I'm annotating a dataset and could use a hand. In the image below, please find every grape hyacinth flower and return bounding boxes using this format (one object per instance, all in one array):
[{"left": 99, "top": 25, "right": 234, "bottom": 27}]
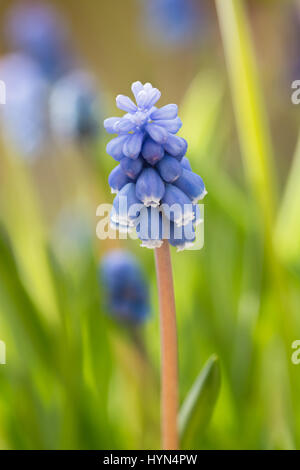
[
  {"left": 99, "top": 251, "right": 150, "bottom": 324},
  {"left": 4, "top": 1, "right": 73, "bottom": 81},
  {"left": 104, "top": 81, "right": 206, "bottom": 251},
  {"left": 104, "top": 81, "right": 207, "bottom": 450},
  {"left": 0, "top": 53, "right": 49, "bottom": 159},
  {"left": 49, "top": 70, "right": 101, "bottom": 143}
]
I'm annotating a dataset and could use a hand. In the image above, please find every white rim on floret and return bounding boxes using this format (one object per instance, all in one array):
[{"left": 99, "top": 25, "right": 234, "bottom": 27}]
[
  {"left": 174, "top": 211, "right": 195, "bottom": 227},
  {"left": 193, "top": 189, "right": 208, "bottom": 203},
  {"left": 143, "top": 197, "right": 161, "bottom": 208},
  {"left": 140, "top": 239, "right": 163, "bottom": 249}
]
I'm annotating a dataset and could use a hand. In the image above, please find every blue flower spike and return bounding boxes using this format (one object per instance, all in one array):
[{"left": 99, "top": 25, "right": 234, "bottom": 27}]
[{"left": 104, "top": 81, "right": 207, "bottom": 251}]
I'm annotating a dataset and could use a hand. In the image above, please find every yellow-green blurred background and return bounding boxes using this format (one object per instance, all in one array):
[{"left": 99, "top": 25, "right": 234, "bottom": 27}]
[{"left": 0, "top": 0, "right": 300, "bottom": 450}]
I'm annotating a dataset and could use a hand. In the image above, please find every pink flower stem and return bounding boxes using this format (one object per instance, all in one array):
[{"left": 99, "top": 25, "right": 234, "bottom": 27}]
[{"left": 154, "top": 241, "right": 179, "bottom": 450}]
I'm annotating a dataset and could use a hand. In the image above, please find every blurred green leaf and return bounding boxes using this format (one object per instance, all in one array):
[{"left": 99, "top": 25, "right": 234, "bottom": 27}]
[
  {"left": 0, "top": 144, "right": 60, "bottom": 326},
  {"left": 179, "top": 355, "right": 221, "bottom": 449},
  {"left": 0, "top": 224, "right": 53, "bottom": 365},
  {"left": 180, "top": 71, "right": 224, "bottom": 161},
  {"left": 204, "top": 166, "right": 253, "bottom": 233}
]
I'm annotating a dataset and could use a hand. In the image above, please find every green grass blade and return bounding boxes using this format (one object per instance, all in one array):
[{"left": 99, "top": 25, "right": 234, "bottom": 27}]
[
  {"left": 275, "top": 131, "right": 300, "bottom": 263},
  {"left": 215, "top": 0, "right": 277, "bottom": 237},
  {"left": 179, "top": 355, "right": 221, "bottom": 449}
]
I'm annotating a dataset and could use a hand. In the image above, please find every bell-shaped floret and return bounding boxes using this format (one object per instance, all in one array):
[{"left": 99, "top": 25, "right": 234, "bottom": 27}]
[
  {"left": 123, "top": 131, "right": 144, "bottom": 159},
  {"left": 120, "top": 156, "right": 144, "bottom": 180},
  {"left": 168, "top": 220, "right": 196, "bottom": 252},
  {"left": 161, "top": 184, "right": 194, "bottom": 227},
  {"left": 136, "top": 206, "right": 164, "bottom": 249},
  {"left": 111, "top": 182, "right": 142, "bottom": 226},
  {"left": 181, "top": 156, "right": 192, "bottom": 171},
  {"left": 150, "top": 104, "right": 178, "bottom": 121},
  {"left": 136, "top": 168, "right": 165, "bottom": 207},
  {"left": 106, "top": 135, "right": 128, "bottom": 161},
  {"left": 156, "top": 154, "right": 182, "bottom": 183},
  {"left": 108, "top": 164, "right": 130, "bottom": 193},
  {"left": 142, "top": 137, "right": 164, "bottom": 165},
  {"left": 164, "top": 134, "right": 187, "bottom": 159},
  {"left": 174, "top": 168, "right": 207, "bottom": 203}
]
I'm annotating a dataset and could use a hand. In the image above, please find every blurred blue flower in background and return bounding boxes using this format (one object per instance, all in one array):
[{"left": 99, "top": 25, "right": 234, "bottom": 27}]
[
  {"left": 141, "top": 0, "right": 204, "bottom": 47},
  {"left": 4, "top": 0, "right": 73, "bottom": 81},
  {"left": 99, "top": 251, "right": 150, "bottom": 324},
  {"left": 104, "top": 81, "right": 206, "bottom": 251},
  {"left": 49, "top": 70, "right": 101, "bottom": 143},
  {"left": 1, "top": 2, "right": 103, "bottom": 157},
  {"left": 0, "top": 53, "right": 49, "bottom": 159}
]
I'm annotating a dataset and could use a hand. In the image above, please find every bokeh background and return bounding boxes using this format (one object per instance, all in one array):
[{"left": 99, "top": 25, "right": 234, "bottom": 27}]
[{"left": 0, "top": 0, "right": 300, "bottom": 450}]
